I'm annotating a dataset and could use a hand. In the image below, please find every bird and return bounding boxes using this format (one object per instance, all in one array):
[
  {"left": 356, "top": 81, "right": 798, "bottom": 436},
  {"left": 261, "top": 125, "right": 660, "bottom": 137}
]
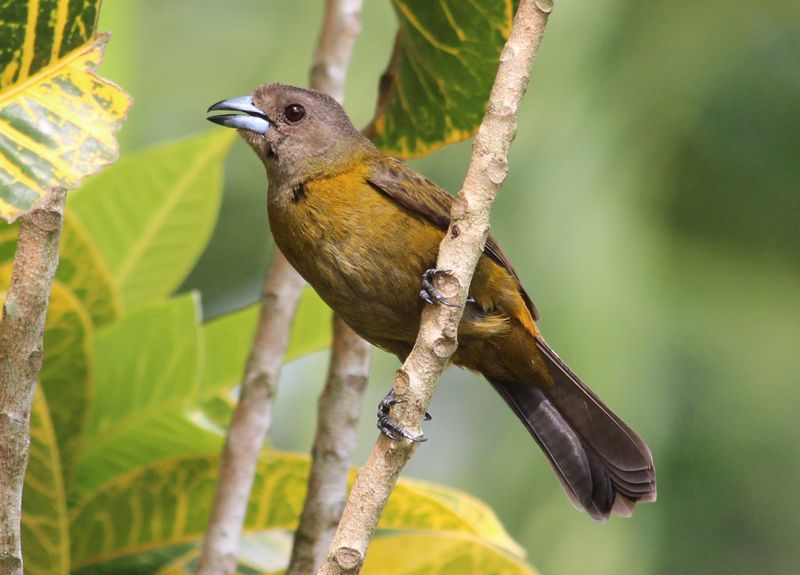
[{"left": 207, "top": 83, "right": 656, "bottom": 521}]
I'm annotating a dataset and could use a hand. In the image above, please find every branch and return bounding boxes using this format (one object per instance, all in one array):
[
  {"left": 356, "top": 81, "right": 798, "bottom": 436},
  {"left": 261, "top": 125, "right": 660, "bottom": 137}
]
[
  {"left": 317, "top": 1, "right": 554, "bottom": 573},
  {"left": 309, "top": 0, "right": 364, "bottom": 102},
  {"left": 0, "top": 188, "right": 66, "bottom": 575},
  {"left": 196, "top": 253, "right": 305, "bottom": 575},
  {"left": 287, "top": 2, "right": 370, "bottom": 574},
  {"left": 287, "top": 316, "right": 370, "bottom": 575}
]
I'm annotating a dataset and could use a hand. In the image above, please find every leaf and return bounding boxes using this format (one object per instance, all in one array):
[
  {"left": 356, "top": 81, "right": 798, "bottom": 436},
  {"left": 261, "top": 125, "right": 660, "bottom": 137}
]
[
  {"left": 364, "top": 0, "right": 517, "bottom": 157},
  {"left": 69, "top": 451, "right": 525, "bottom": 572},
  {"left": 362, "top": 533, "right": 537, "bottom": 575},
  {"left": 68, "top": 131, "right": 235, "bottom": 311},
  {"left": 0, "top": 0, "right": 130, "bottom": 221},
  {"left": 70, "top": 294, "right": 221, "bottom": 501},
  {"left": 143, "top": 533, "right": 290, "bottom": 575},
  {"left": 39, "top": 279, "right": 94, "bottom": 482},
  {"left": 384, "top": 477, "right": 525, "bottom": 557},
  {"left": 200, "top": 287, "right": 333, "bottom": 397},
  {"left": 56, "top": 214, "right": 121, "bottom": 326},
  {"left": 22, "top": 388, "right": 70, "bottom": 575},
  {"left": 0, "top": 262, "right": 93, "bottom": 484},
  {"left": 0, "top": 214, "right": 121, "bottom": 326}
]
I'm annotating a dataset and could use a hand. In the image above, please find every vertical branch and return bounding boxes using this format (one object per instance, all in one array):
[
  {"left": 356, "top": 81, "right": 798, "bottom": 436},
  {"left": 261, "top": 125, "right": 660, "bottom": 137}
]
[
  {"left": 287, "top": 317, "right": 370, "bottom": 575},
  {"left": 287, "top": 1, "right": 370, "bottom": 574},
  {"left": 197, "top": 253, "right": 305, "bottom": 575},
  {"left": 317, "top": 1, "right": 554, "bottom": 573},
  {"left": 0, "top": 188, "right": 66, "bottom": 575},
  {"left": 309, "top": 0, "right": 364, "bottom": 102}
]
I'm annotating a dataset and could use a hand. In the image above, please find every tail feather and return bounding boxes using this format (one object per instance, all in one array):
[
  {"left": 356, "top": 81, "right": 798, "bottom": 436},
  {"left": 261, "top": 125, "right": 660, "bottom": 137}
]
[{"left": 487, "top": 336, "right": 656, "bottom": 521}]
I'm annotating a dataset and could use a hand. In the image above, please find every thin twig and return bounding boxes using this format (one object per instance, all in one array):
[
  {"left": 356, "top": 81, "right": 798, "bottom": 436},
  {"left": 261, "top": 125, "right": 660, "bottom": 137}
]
[
  {"left": 309, "top": 0, "right": 364, "bottom": 102},
  {"left": 287, "top": 2, "right": 370, "bottom": 573},
  {"left": 288, "top": 316, "right": 370, "bottom": 575},
  {"left": 317, "top": 1, "right": 554, "bottom": 573},
  {"left": 196, "top": 253, "right": 305, "bottom": 575},
  {"left": 0, "top": 188, "right": 67, "bottom": 575}
]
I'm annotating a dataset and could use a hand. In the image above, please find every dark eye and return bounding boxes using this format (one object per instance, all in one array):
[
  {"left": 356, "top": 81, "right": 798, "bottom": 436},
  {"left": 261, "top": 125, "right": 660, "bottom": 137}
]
[{"left": 284, "top": 104, "right": 305, "bottom": 123}]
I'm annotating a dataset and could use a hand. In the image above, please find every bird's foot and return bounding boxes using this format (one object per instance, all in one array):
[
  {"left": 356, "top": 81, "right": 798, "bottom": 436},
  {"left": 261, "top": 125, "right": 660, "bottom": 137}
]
[
  {"left": 420, "top": 268, "right": 458, "bottom": 307},
  {"left": 377, "top": 389, "right": 431, "bottom": 443},
  {"left": 420, "top": 268, "right": 475, "bottom": 306}
]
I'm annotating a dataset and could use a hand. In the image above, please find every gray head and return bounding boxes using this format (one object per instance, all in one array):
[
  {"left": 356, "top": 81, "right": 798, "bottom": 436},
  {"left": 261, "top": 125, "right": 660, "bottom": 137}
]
[{"left": 207, "top": 83, "right": 374, "bottom": 185}]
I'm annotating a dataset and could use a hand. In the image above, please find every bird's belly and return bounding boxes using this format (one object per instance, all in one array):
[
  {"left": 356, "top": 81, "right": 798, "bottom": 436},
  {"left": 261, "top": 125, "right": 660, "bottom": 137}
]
[{"left": 268, "top": 186, "right": 444, "bottom": 350}]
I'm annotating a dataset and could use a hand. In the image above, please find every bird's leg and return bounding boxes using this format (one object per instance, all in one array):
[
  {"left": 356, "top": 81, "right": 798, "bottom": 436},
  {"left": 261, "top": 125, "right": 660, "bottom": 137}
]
[
  {"left": 420, "top": 268, "right": 475, "bottom": 306},
  {"left": 377, "top": 389, "right": 432, "bottom": 443}
]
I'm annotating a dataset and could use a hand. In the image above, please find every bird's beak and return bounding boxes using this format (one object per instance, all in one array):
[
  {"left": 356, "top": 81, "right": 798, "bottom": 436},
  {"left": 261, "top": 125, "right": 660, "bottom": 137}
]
[{"left": 207, "top": 96, "right": 271, "bottom": 134}]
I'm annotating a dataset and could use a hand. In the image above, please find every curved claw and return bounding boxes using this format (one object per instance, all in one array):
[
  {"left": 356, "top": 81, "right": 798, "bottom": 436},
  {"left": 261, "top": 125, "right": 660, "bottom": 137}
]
[
  {"left": 420, "top": 268, "right": 458, "bottom": 307},
  {"left": 376, "top": 389, "right": 430, "bottom": 443}
]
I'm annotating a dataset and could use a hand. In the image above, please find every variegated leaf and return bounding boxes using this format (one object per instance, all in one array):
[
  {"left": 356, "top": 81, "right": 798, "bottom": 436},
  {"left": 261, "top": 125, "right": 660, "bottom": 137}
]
[{"left": 0, "top": 0, "right": 130, "bottom": 221}]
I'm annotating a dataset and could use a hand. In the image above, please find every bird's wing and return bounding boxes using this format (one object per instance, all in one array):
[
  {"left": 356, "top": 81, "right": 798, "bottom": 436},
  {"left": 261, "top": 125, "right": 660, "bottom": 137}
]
[{"left": 366, "top": 157, "right": 540, "bottom": 320}]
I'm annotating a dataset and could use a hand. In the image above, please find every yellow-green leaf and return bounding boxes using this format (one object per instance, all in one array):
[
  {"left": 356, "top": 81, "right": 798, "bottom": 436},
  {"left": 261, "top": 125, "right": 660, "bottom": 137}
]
[
  {"left": 68, "top": 131, "right": 235, "bottom": 311},
  {"left": 22, "top": 388, "right": 69, "bottom": 575},
  {"left": 363, "top": 533, "right": 537, "bottom": 575},
  {"left": 57, "top": 214, "right": 121, "bottom": 326},
  {"left": 142, "top": 534, "right": 535, "bottom": 575},
  {"left": 384, "top": 477, "right": 525, "bottom": 557},
  {"left": 148, "top": 533, "right": 290, "bottom": 575},
  {"left": 69, "top": 451, "right": 525, "bottom": 572},
  {"left": 200, "top": 287, "right": 333, "bottom": 397},
  {"left": 0, "top": 0, "right": 130, "bottom": 221},
  {"left": 39, "top": 279, "right": 93, "bottom": 482},
  {"left": 365, "top": 0, "right": 517, "bottom": 157},
  {"left": 0, "top": 214, "right": 121, "bottom": 326},
  {"left": 70, "top": 294, "right": 221, "bottom": 501}
]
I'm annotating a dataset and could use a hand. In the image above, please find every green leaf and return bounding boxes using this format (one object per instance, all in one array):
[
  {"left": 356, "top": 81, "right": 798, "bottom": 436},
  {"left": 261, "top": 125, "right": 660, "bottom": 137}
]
[
  {"left": 70, "top": 294, "right": 220, "bottom": 501},
  {"left": 139, "top": 534, "right": 535, "bottom": 575},
  {"left": 0, "top": 214, "right": 121, "bottom": 326},
  {"left": 68, "top": 131, "right": 235, "bottom": 311},
  {"left": 362, "top": 533, "right": 537, "bottom": 575},
  {"left": 22, "top": 388, "right": 69, "bottom": 575},
  {"left": 364, "top": 0, "right": 516, "bottom": 157},
  {"left": 0, "top": 0, "right": 130, "bottom": 221},
  {"left": 57, "top": 214, "right": 121, "bottom": 326},
  {"left": 0, "top": 220, "right": 18, "bottom": 260},
  {"left": 39, "top": 280, "right": 94, "bottom": 482},
  {"left": 385, "top": 477, "right": 525, "bottom": 557},
  {"left": 69, "top": 451, "right": 526, "bottom": 572},
  {"left": 200, "top": 287, "right": 333, "bottom": 397}
]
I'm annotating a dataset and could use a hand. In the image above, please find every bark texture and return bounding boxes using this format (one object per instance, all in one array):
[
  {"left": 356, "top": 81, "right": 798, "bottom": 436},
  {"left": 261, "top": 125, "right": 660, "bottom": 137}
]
[
  {"left": 287, "top": 316, "right": 370, "bottom": 575},
  {"left": 317, "top": 1, "right": 554, "bottom": 573},
  {"left": 196, "top": 253, "right": 305, "bottom": 575},
  {"left": 0, "top": 189, "right": 66, "bottom": 575}
]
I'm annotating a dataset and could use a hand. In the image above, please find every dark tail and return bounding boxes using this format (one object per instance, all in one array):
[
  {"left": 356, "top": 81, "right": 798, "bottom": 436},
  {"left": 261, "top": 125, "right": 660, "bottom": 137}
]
[{"left": 487, "top": 336, "right": 656, "bottom": 521}]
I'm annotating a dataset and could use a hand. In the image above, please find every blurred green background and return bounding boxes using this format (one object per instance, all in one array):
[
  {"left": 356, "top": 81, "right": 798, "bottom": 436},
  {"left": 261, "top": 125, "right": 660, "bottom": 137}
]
[{"left": 98, "top": 1, "right": 800, "bottom": 574}]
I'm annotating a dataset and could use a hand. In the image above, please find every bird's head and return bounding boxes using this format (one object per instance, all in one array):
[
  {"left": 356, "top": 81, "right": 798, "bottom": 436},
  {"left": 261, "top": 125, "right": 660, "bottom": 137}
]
[{"left": 207, "top": 83, "right": 372, "bottom": 186}]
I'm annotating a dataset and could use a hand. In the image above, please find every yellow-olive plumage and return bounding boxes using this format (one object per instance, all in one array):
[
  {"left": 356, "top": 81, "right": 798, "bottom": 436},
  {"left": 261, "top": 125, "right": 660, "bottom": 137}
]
[{"left": 208, "top": 83, "right": 656, "bottom": 521}]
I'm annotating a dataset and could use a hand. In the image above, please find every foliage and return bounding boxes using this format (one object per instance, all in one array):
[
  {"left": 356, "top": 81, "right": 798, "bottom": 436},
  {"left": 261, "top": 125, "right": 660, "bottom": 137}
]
[
  {"left": 0, "top": 129, "right": 537, "bottom": 573},
  {"left": 0, "top": 0, "right": 130, "bottom": 222},
  {"left": 365, "top": 0, "right": 519, "bottom": 157},
  {"left": 0, "top": 0, "right": 552, "bottom": 572}
]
